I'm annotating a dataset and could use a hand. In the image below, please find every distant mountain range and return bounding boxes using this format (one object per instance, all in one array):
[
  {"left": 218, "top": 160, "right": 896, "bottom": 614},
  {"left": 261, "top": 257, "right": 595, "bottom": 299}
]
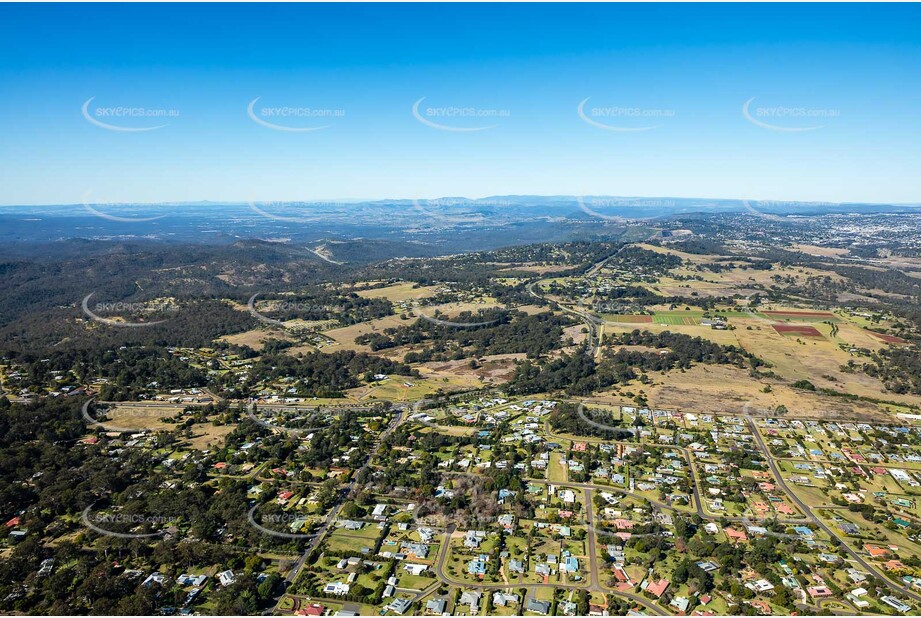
[{"left": 1, "top": 196, "right": 918, "bottom": 249}]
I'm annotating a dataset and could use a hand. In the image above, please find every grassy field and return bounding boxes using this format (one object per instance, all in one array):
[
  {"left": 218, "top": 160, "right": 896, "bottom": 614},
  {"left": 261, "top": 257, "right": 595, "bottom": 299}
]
[
  {"left": 762, "top": 309, "right": 840, "bottom": 323},
  {"left": 187, "top": 423, "right": 237, "bottom": 450},
  {"left": 219, "top": 327, "right": 295, "bottom": 350},
  {"left": 348, "top": 370, "right": 482, "bottom": 403},
  {"left": 598, "top": 306, "right": 921, "bottom": 418},
  {"left": 653, "top": 314, "right": 698, "bottom": 326},
  {"left": 325, "top": 529, "right": 381, "bottom": 554},
  {"left": 496, "top": 263, "right": 574, "bottom": 274},
  {"left": 632, "top": 243, "right": 848, "bottom": 299},
  {"left": 354, "top": 282, "right": 439, "bottom": 302},
  {"left": 548, "top": 452, "right": 568, "bottom": 483},
  {"left": 602, "top": 314, "right": 652, "bottom": 324},
  {"left": 320, "top": 314, "right": 412, "bottom": 351},
  {"left": 105, "top": 405, "right": 181, "bottom": 428}
]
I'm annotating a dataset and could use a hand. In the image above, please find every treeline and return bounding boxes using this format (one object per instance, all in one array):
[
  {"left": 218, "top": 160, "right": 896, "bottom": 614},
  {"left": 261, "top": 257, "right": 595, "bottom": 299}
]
[
  {"left": 244, "top": 351, "right": 417, "bottom": 398},
  {"left": 863, "top": 345, "right": 921, "bottom": 395},
  {"left": 605, "top": 330, "right": 765, "bottom": 370},
  {"left": 0, "top": 393, "right": 324, "bottom": 614},
  {"left": 357, "top": 241, "right": 622, "bottom": 286},
  {"left": 611, "top": 246, "right": 683, "bottom": 271},
  {"left": 653, "top": 238, "right": 727, "bottom": 256},
  {"left": 1, "top": 298, "right": 257, "bottom": 356},
  {"left": 250, "top": 291, "right": 392, "bottom": 325},
  {"left": 16, "top": 346, "right": 208, "bottom": 401},
  {"left": 356, "top": 311, "right": 574, "bottom": 360},
  {"left": 548, "top": 402, "right": 634, "bottom": 439},
  {"left": 0, "top": 239, "right": 341, "bottom": 330},
  {"left": 508, "top": 330, "right": 764, "bottom": 396}
]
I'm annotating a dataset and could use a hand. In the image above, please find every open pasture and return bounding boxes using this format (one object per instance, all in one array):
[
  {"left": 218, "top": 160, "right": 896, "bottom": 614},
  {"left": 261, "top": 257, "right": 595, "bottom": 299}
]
[
  {"left": 763, "top": 309, "right": 839, "bottom": 322},
  {"left": 653, "top": 314, "right": 698, "bottom": 326},
  {"left": 354, "top": 282, "right": 439, "bottom": 302},
  {"left": 603, "top": 314, "right": 653, "bottom": 324}
]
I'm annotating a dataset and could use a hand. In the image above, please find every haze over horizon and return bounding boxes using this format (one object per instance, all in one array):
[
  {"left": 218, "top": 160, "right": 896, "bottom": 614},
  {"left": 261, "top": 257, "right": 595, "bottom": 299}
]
[
  {"left": 3, "top": 193, "right": 921, "bottom": 209},
  {"left": 1, "top": 3, "right": 920, "bottom": 205}
]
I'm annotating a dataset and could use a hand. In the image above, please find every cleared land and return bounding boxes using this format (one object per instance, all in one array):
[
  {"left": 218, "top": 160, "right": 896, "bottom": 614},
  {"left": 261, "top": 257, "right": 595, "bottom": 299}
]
[
  {"left": 353, "top": 282, "right": 438, "bottom": 302},
  {"left": 772, "top": 324, "right": 824, "bottom": 338},
  {"left": 763, "top": 310, "right": 839, "bottom": 322},
  {"left": 603, "top": 314, "right": 653, "bottom": 324}
]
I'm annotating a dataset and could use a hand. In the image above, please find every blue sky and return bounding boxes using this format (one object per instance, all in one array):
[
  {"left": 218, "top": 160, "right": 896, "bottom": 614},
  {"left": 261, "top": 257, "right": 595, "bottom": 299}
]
[{"left": 1, "top": 3, "right": 919, "bottom": 205}]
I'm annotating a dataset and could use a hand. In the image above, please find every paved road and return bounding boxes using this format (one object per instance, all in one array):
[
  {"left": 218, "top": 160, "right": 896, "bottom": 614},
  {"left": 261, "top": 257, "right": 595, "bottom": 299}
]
[
  {"left": 430, "top": 522, "right": 666, "bottom": 616},
  {"left": 526, "top": 245, "right": 632, "bottom": 358},
  {"left": 527, "top": 282, "right": 602, "bottom": 357},
  {"left": 524, "top": 477, "right": 807, "bottom": 529},
  {"left": 746, "top": 415, "right": 921, "bottom": 606},
  {"left": 270, "top": 408, "right": 404, "bottom": 613},
  {"left": 583, "top": 488, "right": 602, "bottom": 591}
]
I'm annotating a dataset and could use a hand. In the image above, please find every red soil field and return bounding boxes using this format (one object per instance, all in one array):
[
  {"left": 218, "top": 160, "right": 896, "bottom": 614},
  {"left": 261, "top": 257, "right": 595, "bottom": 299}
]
[
  {"left": 869, "top": 331, "right": 907, "bottom": 344},
  {"left": 773, "top": 324, "right": 823, "bottom": 338},
  {"left": 611, "top": 315, "right": 653, "bottom": 323}
]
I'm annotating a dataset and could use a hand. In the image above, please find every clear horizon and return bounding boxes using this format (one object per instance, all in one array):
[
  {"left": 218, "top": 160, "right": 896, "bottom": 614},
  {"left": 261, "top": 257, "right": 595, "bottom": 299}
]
[
  {"left": 1, "top": 3, "right": 920, "bottom": 205},
  {"left": 2, "top": 193, "right": 921, "bottom": 209}
]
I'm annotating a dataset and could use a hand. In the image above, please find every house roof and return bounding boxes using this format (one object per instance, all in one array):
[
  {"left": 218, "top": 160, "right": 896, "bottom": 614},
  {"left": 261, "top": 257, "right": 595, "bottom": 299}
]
[
  {"left": 646, "top": 579, "right": 670, "bottom": 597},
  {"left": 865, "top": 544, "right": 891, "bottom": 557}
]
